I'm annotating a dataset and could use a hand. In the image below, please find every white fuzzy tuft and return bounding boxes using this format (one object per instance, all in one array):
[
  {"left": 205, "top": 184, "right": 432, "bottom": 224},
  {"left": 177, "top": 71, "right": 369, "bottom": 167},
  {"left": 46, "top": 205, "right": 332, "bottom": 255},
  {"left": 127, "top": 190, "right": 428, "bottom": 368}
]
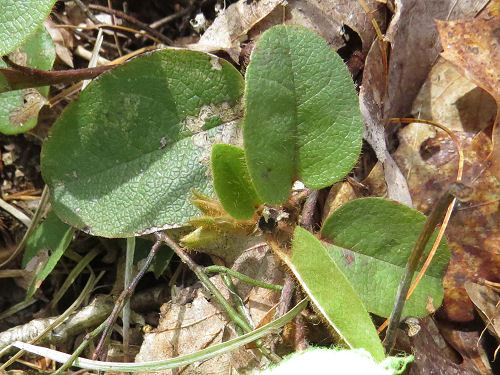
[{"left": 255, "top": 348, "right": 407, "bottom": 375}]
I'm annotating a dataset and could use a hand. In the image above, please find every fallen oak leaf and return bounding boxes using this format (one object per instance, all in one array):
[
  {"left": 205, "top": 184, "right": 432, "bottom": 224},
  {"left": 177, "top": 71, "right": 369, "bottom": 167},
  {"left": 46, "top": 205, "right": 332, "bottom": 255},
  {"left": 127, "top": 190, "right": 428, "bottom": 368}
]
[
  {"left": 360, "top": 0, "right": 489, "bottom": 206},
  {"left": 435, "top": 3, "right": 500, "bottom": 180}
]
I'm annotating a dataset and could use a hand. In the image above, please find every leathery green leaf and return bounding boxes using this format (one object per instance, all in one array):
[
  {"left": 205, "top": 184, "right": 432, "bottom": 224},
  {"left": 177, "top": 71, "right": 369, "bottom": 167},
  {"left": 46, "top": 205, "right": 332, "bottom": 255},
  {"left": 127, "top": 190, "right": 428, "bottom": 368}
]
[
  {"left": 0, "top": 26, "right": 55, "bottom": 134},
  {"left": 244, "top": 25, "right": 363, "bottom": 204},
  {"left": 211, "top": 144, "right": 260, "bottom": 220},
  {"left": 321, "top": 198, "right": 450, "bottom": 318},
  {"left": 41, "top": 49, "right": 244, "bottom": 237},
  {"left": 283, "top": 226, "right": 384, "bottom": 362},
  {"left": 0, "top": 0, "right": 56, "bottom": 56}
]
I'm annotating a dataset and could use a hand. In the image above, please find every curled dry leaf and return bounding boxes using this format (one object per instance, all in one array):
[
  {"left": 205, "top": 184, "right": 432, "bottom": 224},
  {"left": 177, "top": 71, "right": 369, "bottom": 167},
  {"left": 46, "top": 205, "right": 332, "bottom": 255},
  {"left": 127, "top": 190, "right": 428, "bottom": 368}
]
[
  {"left": 439, "top": 323, "right": 494, "bottom": 375},
  {"left": 360, "top": 38, "right": 413, "bottom": 206},
  {"left": 360, "top": 0, "right": 488, "bottom": 206},
  {"left": 249, "top": 0, "right": 386, "bottom": 56},
  {"left": 190, "top": 0, "right": 386, "bottom": 66},
  {"left": 408, "top": 317, "right": 489, "bottom": 375},
  {"left": 189, "top": 0, "right": 285, "bottom": 62},
  {"left": 464, "top": 282, "right": 500, "bottom": 342},
  {"left": 389, "top": 58, "right": 500, "bottom": 322},
  {"left": 436, "top": 3, "right": 500, "bottom": 181},
  {"left": 43, "top": 20, "right": 74, "bottom": 68}
]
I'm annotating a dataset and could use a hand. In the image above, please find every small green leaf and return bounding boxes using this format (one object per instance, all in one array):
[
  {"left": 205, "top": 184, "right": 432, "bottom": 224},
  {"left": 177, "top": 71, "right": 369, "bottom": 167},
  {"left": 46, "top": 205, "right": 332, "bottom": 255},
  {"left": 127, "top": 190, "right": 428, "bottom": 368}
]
[
  {"left": 282, "top": 226, "right": 384, "bottom": 362},
  {"left": 321, "top": 198, "right": 450, "bottom": 318},
  {"left": 244, "top": 25, "right": 363, "bottom": 204},
  {"left": 0, "top": 26, "right": 55, "bottom": 134},
  {"left": 41, "top": 49, "right": 244, "bottom": 237},
  {"left": 0, "top": 0, "right": 56, "bottom": 56},
  {"left": 24, "top": 211, "right": 75, "bottom": 299},
  {"left": 211, "top": 144, "right": 260, "bottom": 220}
]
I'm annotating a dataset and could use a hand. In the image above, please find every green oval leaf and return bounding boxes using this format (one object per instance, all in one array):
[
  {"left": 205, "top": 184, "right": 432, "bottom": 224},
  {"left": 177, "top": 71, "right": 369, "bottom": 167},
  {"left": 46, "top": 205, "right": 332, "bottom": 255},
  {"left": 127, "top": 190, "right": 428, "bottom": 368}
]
[
  {"left": 0, "top": 0, "right": 56, "bottom": 56},
  {"left": 0, "top": 26, "right": 55, "bottom": 134},
  {"left": 41, "top": 49, "right": 244, "bottom": 237},
  {"left": 321, "top": 198, "right": 450, "bottom": 318},
  {"left": 244, "top": 25, "right": 363, "bottom": 204},
  {"left": 211, "top": 144, "right": 260, "bottom": 220},
  {"left": 281, "top": 226, "right": 384, "bottom": 362}
]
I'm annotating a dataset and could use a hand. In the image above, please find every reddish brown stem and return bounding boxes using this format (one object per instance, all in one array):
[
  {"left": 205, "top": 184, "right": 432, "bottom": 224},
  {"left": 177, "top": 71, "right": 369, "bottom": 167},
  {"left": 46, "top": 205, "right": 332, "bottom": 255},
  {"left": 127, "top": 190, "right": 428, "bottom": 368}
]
[{"left": 1, "top": 57, "right": 116, "bottom": 91}]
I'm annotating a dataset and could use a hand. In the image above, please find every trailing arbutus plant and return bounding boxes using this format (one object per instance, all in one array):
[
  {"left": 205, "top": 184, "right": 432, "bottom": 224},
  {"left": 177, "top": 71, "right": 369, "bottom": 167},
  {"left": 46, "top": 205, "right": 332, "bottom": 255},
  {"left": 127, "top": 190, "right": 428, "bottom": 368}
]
[{"left": 6, "top": 18, "right": 471, "bottom": 372}]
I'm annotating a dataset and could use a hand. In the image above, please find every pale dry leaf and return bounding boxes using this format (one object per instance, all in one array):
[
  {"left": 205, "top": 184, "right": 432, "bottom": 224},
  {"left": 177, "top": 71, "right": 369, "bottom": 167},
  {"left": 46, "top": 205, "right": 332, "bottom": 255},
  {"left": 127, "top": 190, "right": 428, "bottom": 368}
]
[
  {"left": 360, "top": 38, "right": 413, "bottom": 206},
  {"left": 189, "top": 0, "right": 285, "bottom": 62},
  {"left": 322, "top": 181, "right": 359, "bottom": 222},
  {"left": 44, "top": 20, "right": 74, "bottom": 68},
  {"left": 135, "top": 245, "right": 284, "bottom": 374},
  {"left": 411, "top": 59, "right": 496, "bottom": 133}
]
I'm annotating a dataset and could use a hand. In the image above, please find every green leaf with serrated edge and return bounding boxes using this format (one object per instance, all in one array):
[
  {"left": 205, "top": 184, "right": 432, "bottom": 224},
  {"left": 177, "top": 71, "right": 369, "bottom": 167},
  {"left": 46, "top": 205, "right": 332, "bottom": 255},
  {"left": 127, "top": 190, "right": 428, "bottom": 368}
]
[
  {"left": 0, "top": 26, "right": 55, "bottom": 134},
  {"left": 282, "top": 226, "right": 384, "bottom": 362},
  {"left": 24, "top": 211, "right": 75, "bottom": 299},
  {"left": 212, "top": 144, "right": 260, "bottom": 220},
  {"left": 0, "top": 0, "right": 56, "bottom": 56},
  {"left": 41, "top": 49, "right": 244, "bottom": 238},
  {"left": 244, "top": 26, "right": 363, "bottom": 204},
  {"left": 321, "top": 197, "right": 450, "bottom": 319}
]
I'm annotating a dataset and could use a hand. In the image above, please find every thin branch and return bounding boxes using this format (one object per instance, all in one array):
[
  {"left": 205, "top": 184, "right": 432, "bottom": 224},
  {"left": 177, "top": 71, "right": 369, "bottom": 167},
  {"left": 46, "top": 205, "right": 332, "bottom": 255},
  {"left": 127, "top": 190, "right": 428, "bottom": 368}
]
[
  {"left": 88, "top": 4, "right": 173, "bottom": 45},
  {"left": 383, "top": 182, "right": 473, "bottom": 353},
  {"left": 149, "top": 8, "right": 191, "bottom": 29},
  {"left": 155, "top": 232, "right": 251, "bottom": 333},
  {"left": 93, "top": 239, "right": 162, "bottom": 360},
  {"left": 299, "top": 188, "right": 319, "bottom": 232},
  {"left": 72, "top": 0, "right": 101, "bottom": 26},
  {"left": 154, "top": 232, "right": 281, "bottom": 362},
  {"left": 0, "top": 198, "right": 31, "bottom": 227},
  {"left": 107, "top": 0, "right": 123, "bottom": 56}
]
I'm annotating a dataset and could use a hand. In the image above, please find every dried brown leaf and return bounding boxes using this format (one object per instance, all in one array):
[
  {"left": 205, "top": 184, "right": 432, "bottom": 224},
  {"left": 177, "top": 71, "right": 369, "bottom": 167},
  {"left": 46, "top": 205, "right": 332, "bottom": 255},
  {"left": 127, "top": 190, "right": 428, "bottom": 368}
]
[
  {"left": 465, "top": 282, "right": 500, "bottom": 341},
  {"left": 391, "top": 57, "right": 500, "bottom": 322},
  {"left": 135, "top": 244, "right": 284, "bottom": 374},
  {"left": 43, "top": 20, "right": 74, "bottom": 68},
  {"left": 408, "top": 317, "right": 489, "bottom": 375},
  {"left": 360, "top": 0, "right": 489, "bottom": 206},
  {"left": 436, "top": 3, "right": 500, "bottom": 181}
]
